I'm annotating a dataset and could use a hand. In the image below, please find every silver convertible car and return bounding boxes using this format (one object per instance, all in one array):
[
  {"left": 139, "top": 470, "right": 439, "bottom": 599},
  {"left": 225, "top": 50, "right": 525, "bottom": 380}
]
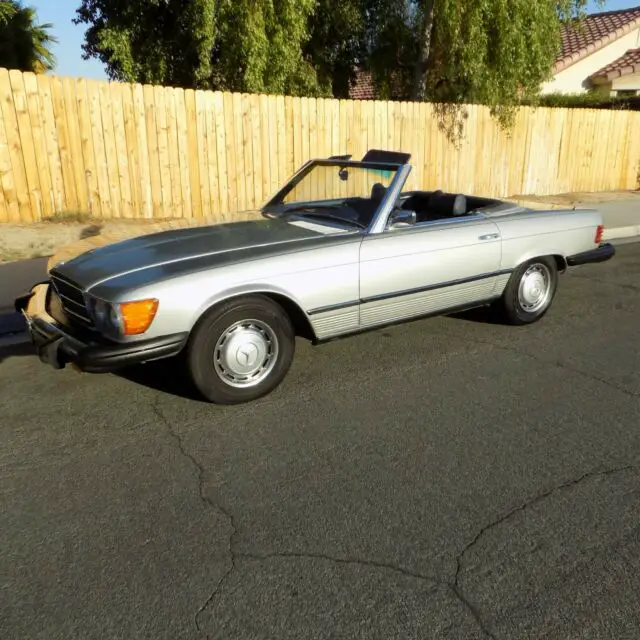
[{"left": 16, "top": 149, "right": 615, "bottom": 404}]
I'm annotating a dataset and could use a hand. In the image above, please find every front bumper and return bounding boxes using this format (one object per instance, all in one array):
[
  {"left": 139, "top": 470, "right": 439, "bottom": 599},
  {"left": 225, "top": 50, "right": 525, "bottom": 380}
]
[
  {"left": 15, "top": 285, "right": 188, "bottom": 373},
  {"left": 566, "top": 242, "right": 615, "bottom": 267}
]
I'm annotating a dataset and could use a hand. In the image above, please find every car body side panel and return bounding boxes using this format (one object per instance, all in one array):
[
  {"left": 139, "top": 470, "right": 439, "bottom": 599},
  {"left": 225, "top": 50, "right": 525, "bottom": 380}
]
[
  {"left": 358, "top": 217, "right": 504, "bottom": 328},
  {"left": 100, "top": 239, "right": 363, "bottom": 342},
  {"left": 494, "top": 208, "right": 602, "bottom": 276}
]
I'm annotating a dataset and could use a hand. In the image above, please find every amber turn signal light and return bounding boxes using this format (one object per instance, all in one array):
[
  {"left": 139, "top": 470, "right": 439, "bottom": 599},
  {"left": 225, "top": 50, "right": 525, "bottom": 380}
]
[{"left": 119, "top": 298, "right": 159, "bottom": 335}]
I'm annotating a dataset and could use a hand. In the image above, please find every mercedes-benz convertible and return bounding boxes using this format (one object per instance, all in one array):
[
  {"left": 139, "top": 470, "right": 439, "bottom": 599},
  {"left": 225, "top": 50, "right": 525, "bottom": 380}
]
[{"left": 16, "top": 149, "right": 615, "bottom": 404}]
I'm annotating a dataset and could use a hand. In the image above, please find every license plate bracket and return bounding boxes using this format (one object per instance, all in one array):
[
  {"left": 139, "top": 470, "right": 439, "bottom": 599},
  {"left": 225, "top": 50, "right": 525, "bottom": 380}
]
[{"left": 37, "top": 336, "right": 66, "bottom": 369}]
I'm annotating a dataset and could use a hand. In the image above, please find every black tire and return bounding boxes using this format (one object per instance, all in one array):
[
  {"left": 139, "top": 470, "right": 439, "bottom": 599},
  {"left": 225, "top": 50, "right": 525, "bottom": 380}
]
[
  {"left": 497, "top": 256, "right": 558, "bottom": 325},
  {"left": 185, "top": 295, "right": 295, "bottom": 404}
]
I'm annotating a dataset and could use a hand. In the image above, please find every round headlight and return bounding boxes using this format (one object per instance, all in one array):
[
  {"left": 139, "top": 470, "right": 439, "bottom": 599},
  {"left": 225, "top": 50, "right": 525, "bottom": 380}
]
[
  {"left": 89, "top": 298, "right": 122, "bottom": 334},
  {"left": 108, "top": 304, "right": 122, "bottom": 332}
]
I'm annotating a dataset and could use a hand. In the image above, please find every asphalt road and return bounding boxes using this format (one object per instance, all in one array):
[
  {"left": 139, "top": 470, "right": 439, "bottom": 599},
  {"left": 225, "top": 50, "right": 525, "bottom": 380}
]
[
  {"left": 0, "top": 257, "right": 49, "bottom": 336},
  {"left": 2, "top": 244, "right": 639, "bottom": 640}
]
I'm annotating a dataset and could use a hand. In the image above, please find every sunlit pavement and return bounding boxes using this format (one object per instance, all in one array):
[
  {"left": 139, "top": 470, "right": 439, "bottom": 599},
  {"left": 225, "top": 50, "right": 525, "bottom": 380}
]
[{"left": 1, "top": 244, "right": 639, "bottom": 639}]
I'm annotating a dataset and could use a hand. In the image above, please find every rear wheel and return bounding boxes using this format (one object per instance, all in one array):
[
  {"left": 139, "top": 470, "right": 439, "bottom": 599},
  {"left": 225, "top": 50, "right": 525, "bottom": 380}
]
[
  {"left": 497, "top": 257, "right": 558, "bottom": 325},
  {"left": 185, "top": 295, "right": 295, "bottom": 404}
]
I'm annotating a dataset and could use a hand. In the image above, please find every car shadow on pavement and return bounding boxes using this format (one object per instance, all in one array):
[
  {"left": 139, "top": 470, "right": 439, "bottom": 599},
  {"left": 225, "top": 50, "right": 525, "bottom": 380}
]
[
  {"left": 115, "top": 358, "right": 207, "bottom": 402},
  {"left": 446, "top": 304, "right": 504, "bottom": 325}
]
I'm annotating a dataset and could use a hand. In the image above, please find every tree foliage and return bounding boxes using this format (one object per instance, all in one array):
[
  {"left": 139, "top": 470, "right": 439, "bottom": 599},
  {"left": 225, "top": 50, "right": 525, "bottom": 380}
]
[
  {"left": 364, "top": 0, "right": 607, "bottom": 125},
  {"left": 75, "top": 0, "right": 328, "bottom": 96},
  {"left": 0, "top": 0, "right": 57, "bottom": 73},
  {"left": 75, "top": 0, "right": 610, "bottom": 125}
]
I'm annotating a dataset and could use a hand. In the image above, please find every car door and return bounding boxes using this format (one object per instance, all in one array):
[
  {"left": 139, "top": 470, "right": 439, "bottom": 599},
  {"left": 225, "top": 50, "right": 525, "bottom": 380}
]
[{"left": 358, "top": 215, "right": 505, "bottom": 328}]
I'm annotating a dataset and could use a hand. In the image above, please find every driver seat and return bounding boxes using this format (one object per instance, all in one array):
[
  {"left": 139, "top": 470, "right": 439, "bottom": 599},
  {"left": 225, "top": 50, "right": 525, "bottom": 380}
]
[{"left": 371, "top": 182, "right": 387, "bottom": 203}]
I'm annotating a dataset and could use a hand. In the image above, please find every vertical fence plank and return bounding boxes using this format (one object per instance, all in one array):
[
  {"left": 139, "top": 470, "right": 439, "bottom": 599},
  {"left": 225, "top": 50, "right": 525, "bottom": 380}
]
[
  {"left": 131, "top": 84, "right": 152, "bottom": 218},
  {"left": 99, "top": 81, "right": 121, "bottom": 216},
  {"left": 36, "top": 75, "right": 65, "bottom": 215},
  {"left": 260, "top": 94, "right": 271, "bottom": 204},
  {"left": 223, "top": 91, "right": 238, "bottom": 213},
  {"left": 87, "top": 80, "right": 110, "bottom": 217},
  {"left": 234, "top": 92, "right": 247, "bottom": 212},
  {"left": 204, "top": 90, "right": 220, "bottom": 217},
  {"left": 49, "top": 76, "right": 77, "bottom": 215},
  {"left": 110, "top": 82, "right": 134, "bottom": 217},
  {"left": 165, "top": 87, "right": 183, "bottom": 217},
  {"left": 154, "top": 85, "right": 172, "bottom": 217},
  {"left": 195, "top": 90, "right": 212, "bottom": 217},
  {"left": 142, "top": 85, "right": 161, "bottom": 218},
  {"left": 23, "top": 72, "right": 53, "bottom": 219},
  {"left": 121, "top": 82, "right": 141, "bottom": 217},
  {"left": 248, "top": 93, "right": 261, "bottom": 208},
  {"left": 9, "top": 70, "right": 41, "bottom": 220},
  {"left": 174, "top": 88, "right": 192, "bottom": 219},
  {"left": 75, "top": 78, "right": 100, "bottom": 217},
  {"left": 184, "top": 89, "right": 202, "bottom": 219},
  {"left": 0, "top": 96, "right": 15, "bottom": 221},
  {"left": 212, "top": 91, "right": 228, "bottom": 217},
  {"left": 272, "top": 96, "right": 284, "bottom": 189},
  {"left": 61, "top": 76, "right": 89, "bottom": 214}
]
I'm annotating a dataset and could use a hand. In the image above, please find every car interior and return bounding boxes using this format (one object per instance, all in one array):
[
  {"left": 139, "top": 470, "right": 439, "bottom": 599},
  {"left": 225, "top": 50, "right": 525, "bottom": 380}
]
[
  {"left": 342, "top": 183, "right": 502, "bottom": 227},
  {"left": 397, "top": 189, "right": 501, "bottom": 222}
]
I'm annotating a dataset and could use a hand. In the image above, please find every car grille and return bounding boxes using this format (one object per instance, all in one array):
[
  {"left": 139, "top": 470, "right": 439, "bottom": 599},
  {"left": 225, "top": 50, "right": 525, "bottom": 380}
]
[{"left": 48, "top": 273, "right": 94, "bottom": 328}]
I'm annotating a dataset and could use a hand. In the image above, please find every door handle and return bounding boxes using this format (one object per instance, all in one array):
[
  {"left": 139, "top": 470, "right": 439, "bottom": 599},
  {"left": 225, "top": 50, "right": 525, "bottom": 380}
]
[{"left": 478, "top": 233, "right": 500, "bottom": 240}]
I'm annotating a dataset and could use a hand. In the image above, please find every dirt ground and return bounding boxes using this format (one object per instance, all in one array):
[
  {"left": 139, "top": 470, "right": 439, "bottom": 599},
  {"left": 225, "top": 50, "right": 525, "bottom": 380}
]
[
  {"left": 1, "top": 190, "right": 637, "bottom": 264},
  {"left": 509, "top": 189, "right": 640, "bottom": 206}
]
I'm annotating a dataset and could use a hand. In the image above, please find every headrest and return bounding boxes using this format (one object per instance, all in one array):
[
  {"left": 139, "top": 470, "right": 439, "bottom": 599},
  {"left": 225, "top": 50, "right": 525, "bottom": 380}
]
[
  {"left": 429, "top": 192, "right": 467, "bottom": 217},
  {"left": 371, "top": 182, "right": 387, "bottom": 202}
]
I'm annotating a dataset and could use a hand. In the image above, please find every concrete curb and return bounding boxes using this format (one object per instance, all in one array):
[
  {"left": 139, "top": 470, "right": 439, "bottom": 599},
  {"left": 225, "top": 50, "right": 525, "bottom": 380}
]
[{"left": 603, "top": 225, "right": 640, "bottom": 241}]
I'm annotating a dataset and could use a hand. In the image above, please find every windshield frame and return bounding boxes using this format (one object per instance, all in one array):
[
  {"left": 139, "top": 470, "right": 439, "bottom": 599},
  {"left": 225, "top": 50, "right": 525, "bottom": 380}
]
[{"left": 262, "top": 159, "right": 412, "bottom": 234}]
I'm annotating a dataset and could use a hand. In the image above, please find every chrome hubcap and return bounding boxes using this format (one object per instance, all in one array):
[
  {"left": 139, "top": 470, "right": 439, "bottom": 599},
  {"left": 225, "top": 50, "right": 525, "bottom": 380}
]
[
  {"left": 214, "top": 319, "right": 279, "bottom": 388},
  {"left": 518, "top": 263, "right": 552, "bottom": 313}
]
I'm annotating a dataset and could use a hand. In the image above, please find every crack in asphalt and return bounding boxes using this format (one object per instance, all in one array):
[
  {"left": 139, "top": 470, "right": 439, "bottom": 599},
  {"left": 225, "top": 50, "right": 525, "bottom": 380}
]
[
  {"left": 451, "top": 464, "right": 638, "bottom": 640},
  {"left": 238, "top": 550, "right": 440, "bottom": 585},
  {"left": 150, "top": 400, "right": 238, "bottom": 639},
  {"left": 152, "top": 398, "right": 637, "bottom": 640}
]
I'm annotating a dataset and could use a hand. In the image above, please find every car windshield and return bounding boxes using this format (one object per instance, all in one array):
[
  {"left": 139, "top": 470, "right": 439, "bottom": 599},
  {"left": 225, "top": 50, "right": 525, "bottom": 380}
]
[
  {"left": 282, "top": 163, "right": 398, "bottom": 204},
  {"left": 263, "top": 161, "right": 401, "bottom": 228}
]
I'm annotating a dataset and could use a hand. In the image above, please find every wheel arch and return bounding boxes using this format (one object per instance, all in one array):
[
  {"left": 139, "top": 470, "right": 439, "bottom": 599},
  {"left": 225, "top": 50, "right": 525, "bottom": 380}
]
[
  {"left": 512, "top": 251, "right": 567, "bottom": 274},
  {"left": 191, "top": 287, "right": 318, "bottom": 342}
]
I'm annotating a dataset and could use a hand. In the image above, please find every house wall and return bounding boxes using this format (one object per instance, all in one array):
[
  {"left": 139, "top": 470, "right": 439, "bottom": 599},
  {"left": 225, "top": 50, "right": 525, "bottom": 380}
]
[
  {"left": 612, "top": 73, "right": 640, "bottom": 94},
  {"left": 540, "top": 26, "right": 640, "bottom": 95}
]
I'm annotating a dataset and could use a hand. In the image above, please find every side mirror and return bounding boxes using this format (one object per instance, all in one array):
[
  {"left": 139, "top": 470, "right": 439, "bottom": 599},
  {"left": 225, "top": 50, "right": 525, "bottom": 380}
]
[{"left": 388, "top": 209, "right": 416, "bottom": 228}]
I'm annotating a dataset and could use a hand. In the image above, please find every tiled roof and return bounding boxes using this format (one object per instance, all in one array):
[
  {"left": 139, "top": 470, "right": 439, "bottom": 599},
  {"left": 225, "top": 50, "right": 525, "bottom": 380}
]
[
  {"left": 348, "top": 71, "right": 375, "bottom": 100},
  {"left": 590, "top": 47, "right": 640, "bottom": 79},
  {"left": 555, "top": 6, "right": 640, "bottom": 72}
]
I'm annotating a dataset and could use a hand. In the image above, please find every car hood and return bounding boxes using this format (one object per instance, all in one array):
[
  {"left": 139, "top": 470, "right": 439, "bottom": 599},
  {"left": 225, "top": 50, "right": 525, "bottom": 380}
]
[{"left": 49, "top": 216, "right": 349, "bottom": 291}]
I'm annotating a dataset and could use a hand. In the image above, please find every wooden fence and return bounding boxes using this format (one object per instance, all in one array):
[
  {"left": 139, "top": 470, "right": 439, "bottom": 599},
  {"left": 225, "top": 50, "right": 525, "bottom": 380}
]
[{"left": 1, "top": 67, "right": 639, "bottom": 224}]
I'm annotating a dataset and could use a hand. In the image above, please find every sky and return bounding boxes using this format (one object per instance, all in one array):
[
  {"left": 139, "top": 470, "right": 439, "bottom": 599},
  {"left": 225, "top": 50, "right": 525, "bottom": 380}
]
[{"left": 28, "top": 0, "right": 640, "bottom": 81}]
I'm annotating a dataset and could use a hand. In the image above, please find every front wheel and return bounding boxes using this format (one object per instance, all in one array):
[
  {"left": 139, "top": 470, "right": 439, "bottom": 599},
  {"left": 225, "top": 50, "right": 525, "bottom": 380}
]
[
  {"left": 497, "top": 257, "right": 558, "bottom": 325},
  {"left": 185, "top": 295, "right": 295, "bottom": 404}
]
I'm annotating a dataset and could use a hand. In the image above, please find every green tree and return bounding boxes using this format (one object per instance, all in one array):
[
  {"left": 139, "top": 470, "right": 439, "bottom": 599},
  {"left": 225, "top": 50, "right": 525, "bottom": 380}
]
[
  {"left": 0, "top": 0, "right": 57, "bottom": 73},
  {"left": 304, "top": 0, "right": 366, "bottom": 97},
  {"left": 74, "top": 0, "right": 326, "bottom": 96},
  {"left": 364, "top": 0, "right": 608, "bottom": 125}
]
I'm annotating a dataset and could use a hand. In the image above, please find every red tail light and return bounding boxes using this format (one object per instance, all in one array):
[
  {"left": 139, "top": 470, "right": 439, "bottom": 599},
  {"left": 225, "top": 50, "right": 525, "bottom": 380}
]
[{"left": 594, "top": 224, "right": 604, "bottom": 244}]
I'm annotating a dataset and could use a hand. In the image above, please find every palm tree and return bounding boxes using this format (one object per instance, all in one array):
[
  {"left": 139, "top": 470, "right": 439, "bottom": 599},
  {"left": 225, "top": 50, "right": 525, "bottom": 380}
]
[{"left": 0, "top": 0, "right": 57, "bottom": 73}]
